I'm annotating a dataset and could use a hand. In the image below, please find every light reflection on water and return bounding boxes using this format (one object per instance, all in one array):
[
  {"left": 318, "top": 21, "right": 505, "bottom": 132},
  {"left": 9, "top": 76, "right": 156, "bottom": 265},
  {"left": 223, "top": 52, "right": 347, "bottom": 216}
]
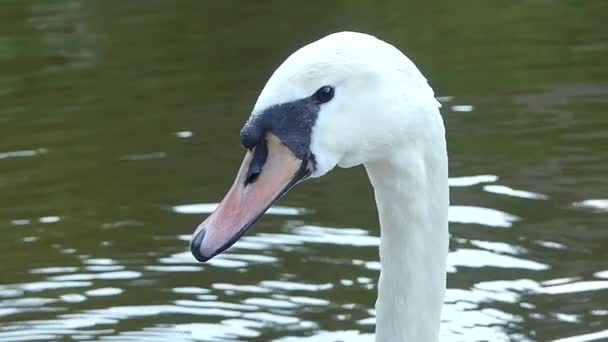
[
  {"left": 573, "top": 199, "right": 608, "bottom": 212},
  {"left": 2, "top": 196, "right": 606, "bottom": 341},
  {"left": 0, "top": 148, "right": 48, "bottom": 160},
  {"left": 2, "top": 173, "right": 607, "bottom": 342}
]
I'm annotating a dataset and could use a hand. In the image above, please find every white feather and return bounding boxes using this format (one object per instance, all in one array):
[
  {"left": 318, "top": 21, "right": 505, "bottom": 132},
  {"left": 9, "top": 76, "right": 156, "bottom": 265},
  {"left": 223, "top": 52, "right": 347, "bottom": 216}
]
[{"left": 251, "top": 31, "right": 449, "bottom": 342}]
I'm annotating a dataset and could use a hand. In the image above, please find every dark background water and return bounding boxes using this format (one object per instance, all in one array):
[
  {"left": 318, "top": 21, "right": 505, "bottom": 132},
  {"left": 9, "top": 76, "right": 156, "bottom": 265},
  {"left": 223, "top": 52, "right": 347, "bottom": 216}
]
[{"left": 1, "top": 1, "right": 607, "bottom": 341}]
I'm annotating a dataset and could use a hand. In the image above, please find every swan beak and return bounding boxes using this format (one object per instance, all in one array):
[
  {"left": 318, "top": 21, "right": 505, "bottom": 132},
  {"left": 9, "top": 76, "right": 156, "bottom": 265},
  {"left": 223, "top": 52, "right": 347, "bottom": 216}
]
[{"left": 190, "top": 134, "right": 307, "bottom": 262}]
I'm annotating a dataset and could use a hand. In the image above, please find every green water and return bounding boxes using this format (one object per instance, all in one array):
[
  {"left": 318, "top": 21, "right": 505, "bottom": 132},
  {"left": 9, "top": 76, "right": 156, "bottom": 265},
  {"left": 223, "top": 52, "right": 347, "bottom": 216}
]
[{"left": 1, "top": 1, "right": 607, "bottom": 341}]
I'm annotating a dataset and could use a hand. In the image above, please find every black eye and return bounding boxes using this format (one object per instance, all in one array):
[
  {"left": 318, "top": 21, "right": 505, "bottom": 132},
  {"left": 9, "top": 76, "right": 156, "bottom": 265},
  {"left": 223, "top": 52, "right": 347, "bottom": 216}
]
[{"left": 314, "top": 86, "right": 334, "bottom": 104}]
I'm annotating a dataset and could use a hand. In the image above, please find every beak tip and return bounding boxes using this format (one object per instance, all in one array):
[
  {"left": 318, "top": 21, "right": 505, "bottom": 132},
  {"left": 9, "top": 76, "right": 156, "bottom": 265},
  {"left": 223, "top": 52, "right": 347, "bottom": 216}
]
[{"left": 190, "top": 229, "right": 211, "bottom": 262}]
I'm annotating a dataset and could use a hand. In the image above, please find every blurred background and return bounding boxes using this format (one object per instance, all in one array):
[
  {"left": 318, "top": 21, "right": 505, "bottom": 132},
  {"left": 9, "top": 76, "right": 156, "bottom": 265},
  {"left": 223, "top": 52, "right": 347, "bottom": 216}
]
[{"left": 1, "top": 1, "right": 607, "bottom": 341}]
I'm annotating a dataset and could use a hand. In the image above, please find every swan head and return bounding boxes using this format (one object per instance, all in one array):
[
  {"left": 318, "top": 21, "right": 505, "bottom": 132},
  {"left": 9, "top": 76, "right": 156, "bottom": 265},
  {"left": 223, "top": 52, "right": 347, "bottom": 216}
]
[{"left": 191, "top": 31, "right": 441, "bottom": 261}]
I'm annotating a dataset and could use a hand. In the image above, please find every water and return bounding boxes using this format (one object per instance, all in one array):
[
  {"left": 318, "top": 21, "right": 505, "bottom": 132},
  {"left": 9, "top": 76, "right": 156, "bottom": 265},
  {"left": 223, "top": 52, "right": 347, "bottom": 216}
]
[{"left": 1, "top": 1, "right": 607, "bottom": 341}]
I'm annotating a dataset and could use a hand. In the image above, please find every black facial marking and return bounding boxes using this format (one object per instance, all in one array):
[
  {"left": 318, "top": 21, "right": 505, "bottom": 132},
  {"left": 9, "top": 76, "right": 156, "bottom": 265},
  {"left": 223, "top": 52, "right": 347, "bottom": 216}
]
[
  {"left": 239, "top": 94, "right": 323, "bottom": 163},
  {"left": 240, "top": 123, "right": 263, "bottom": 150}
]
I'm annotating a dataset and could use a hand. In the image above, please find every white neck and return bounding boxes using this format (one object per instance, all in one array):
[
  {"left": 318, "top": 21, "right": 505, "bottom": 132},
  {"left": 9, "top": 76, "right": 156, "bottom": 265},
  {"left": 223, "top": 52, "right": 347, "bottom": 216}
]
[{"left": 364, "top": 130, "right": 449, "bottom": 342}]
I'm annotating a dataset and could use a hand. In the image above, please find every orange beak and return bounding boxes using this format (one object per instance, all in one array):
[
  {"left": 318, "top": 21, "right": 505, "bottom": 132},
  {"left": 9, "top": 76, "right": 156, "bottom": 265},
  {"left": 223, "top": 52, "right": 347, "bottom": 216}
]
[{"left": 190, "top": 133, "right": 308, "bottom": 261}]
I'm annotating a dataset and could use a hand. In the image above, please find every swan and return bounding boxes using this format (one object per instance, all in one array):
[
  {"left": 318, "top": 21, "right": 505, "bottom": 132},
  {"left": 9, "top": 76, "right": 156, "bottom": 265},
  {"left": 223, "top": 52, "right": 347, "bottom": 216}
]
[{"left": 190, "top": 31, "right": 448, "bottom": 342}]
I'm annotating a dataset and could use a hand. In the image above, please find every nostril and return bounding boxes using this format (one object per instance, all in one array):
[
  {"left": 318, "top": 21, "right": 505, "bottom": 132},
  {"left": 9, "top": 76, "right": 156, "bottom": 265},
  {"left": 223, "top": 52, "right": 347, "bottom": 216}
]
[
  {"left": 244, "top": 138, "right": 268, "bottom": 186},
  {"left": 245, "top": 167, "right": 261, "bottom": 185}
]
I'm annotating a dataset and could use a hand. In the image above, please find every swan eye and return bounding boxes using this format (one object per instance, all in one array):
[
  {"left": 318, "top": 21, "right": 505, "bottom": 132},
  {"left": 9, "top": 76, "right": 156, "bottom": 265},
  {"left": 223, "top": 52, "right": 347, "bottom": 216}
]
[{"left": 314, "top": 86, "right": 334, "bottom": 104}]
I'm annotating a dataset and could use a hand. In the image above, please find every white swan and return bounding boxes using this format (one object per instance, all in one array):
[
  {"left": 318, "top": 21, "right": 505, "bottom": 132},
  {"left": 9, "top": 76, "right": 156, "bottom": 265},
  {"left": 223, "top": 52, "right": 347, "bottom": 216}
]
[{"left": 190, "top": 32, "right": 448, "bottom": 342}]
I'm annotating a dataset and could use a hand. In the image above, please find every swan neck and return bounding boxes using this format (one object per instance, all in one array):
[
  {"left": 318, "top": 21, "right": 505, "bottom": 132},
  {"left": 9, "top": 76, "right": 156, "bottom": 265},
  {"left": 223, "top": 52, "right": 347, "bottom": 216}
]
[{"left": 364, "top": 145, "right": 449, "bottom": 342}]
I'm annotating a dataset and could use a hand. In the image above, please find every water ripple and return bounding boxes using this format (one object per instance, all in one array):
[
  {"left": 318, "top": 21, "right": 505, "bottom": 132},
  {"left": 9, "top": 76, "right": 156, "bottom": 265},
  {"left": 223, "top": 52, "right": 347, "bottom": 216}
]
[
  {"left": 573, "top": 199, "right": 608, "bottom": 212},
  {"left": 448, "top": 174, "right": 498, "bottom": 187},
  {"left": 0, "top": 148, "right": 47, "bottom": 160},
  {"left": 448, "top": 206, "right": 520, "bottom": 228},
  {"left": 483, "top": 184, "right": 549, "bottom": 200}
]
